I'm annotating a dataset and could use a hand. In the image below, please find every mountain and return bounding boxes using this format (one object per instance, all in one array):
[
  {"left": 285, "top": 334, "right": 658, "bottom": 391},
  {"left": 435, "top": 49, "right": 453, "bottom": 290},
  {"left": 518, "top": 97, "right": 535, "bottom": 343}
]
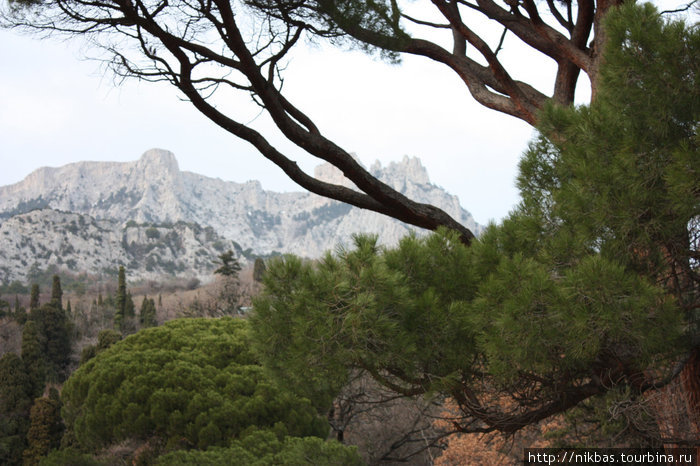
[
  {"left": 0, "top": 149, "right": 480, "bottom": 283},
  {"left": 0, "top": 209, "right": 229, "bottom": 283}
]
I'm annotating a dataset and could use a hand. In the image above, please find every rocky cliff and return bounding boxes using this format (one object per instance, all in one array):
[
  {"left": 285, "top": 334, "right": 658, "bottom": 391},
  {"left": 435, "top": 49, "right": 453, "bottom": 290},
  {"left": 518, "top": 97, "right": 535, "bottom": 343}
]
[
  {"left": 0, "top": 209, "right": 230, "bottom": 283},
  {"left": 0, "top": 149, "right": 480, "bottom": 282}
]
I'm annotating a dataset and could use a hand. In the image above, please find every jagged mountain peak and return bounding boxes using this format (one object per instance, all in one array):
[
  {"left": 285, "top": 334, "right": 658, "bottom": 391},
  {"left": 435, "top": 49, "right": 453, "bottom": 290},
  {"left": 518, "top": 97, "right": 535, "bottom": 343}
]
[
  {"left": 314, "top": 155, "right": 431, "bottom": 189},
  {"left": 0, "top": 149, "right": 481, "bottom": 282},
  {"left": 313, "top": 154, "right": 364, "bottom": 189},
  {"left": 371, "top": 155, "right": 431, "bottom": 186}
]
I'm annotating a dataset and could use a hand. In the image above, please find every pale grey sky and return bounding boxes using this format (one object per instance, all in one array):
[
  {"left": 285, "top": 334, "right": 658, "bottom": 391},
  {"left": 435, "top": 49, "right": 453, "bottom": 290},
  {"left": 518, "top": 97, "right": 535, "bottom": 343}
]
[{"left": 1, "top": 1, "right": 687, "bottom": 225}]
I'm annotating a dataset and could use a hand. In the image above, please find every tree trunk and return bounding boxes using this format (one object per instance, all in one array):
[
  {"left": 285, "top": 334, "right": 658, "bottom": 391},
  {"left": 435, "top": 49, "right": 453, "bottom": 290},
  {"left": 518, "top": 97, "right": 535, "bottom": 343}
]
[{"left": 648, "top": 347, "right": 700, "bottom": 448}]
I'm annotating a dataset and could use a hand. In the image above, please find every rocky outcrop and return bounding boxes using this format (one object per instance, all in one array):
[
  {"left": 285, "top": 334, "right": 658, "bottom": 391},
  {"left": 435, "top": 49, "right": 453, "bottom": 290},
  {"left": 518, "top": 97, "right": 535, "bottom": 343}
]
[
  {"left": 0, "top": 209, "right": 230, "bottom": 283},
  {"left": 0, "top": 149, "right": 480, "bottom": 280}
]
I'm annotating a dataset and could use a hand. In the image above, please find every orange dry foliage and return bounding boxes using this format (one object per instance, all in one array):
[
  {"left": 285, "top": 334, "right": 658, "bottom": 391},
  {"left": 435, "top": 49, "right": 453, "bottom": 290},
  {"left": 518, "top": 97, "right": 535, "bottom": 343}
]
[{"left": 433, "top": 399, "right": 572, "bottom": 465}]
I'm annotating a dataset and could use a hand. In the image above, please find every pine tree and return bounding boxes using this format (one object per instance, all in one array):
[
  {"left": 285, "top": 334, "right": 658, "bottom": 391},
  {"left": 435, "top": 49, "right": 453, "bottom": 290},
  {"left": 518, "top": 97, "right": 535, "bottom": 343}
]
[
  {"left": 214, "top": 250, "right": 241, "bottom": 278},
  {"left": 215, "top": 251, "right": 242, "bottom": 314},
  {"left": 60, "top": 319, "right": 332, "bottom": 456},
  {"left": 250, "top": 4, "right": 699, "bottom": 439}
]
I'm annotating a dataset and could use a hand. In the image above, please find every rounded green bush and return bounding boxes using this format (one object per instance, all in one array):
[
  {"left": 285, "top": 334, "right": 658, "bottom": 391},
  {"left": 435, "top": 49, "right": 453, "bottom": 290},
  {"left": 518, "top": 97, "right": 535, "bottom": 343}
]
[{"left": 61, "top": 318, "right": 328, "bottom": 452}]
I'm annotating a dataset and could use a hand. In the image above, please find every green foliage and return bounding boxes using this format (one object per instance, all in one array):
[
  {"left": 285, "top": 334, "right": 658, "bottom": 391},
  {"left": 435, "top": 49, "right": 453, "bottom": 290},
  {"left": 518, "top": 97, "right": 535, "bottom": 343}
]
[
  {"left": 30, "top": 303, "right": 71, "bottom": 383},
  {"left": 0, "top": 353, "right": 33, "bottom": 466},
  {"left": 156, "top": 431, "right": 361, "bottom": 466},
  {"left": 23, "top": 395, "right": 64, "bottom": 466},
  {"left": 253, "top": 258, "right": 266, "bottom": 283},
  {"left": 50, "top": 276, "right": 62, "bottom": 309},
  {"left": 252, "top": 228, "right": 683, "bottom": 413},
  {"left": 214, "top": 250, "right": 241, "bottom": 278},
  {"left": 97, "top": 329, "right": 122, "bottom": 350},
  {"left": 39, "top": 448, "right": 104, "bottom": 466},
  {"left": 14, "top": 295, "right": 27, "bottom": 325},
  {"left": 139, "top": 296, "right": 157, "bottom": 328},
  {"left": 61, "top": 318, "right": 328, "bottom": 455},
  {"left": 29, "top": 284, "right": 40, "bottom": 311},
  {"left": 522, "top": 2, "right": 699, "bottom": 321},
  {"left": 251, "top": 231, "right": 481, "bottom": 410},
  {"left": 250, "top": 4, "right": 696, "bottom": 436},
  {"left": 21, "top": 320, "right": 46, "bottom": 398},
  {"left": 80, "top": 330, "right": 122, "bottom": 365},
  {"left": 468, "top": 251, "right": 681, "bottom": 382},
  {"left": 114, "top": 266, "right": 127, "bottom": 331},
  {"left": 124, "top": 292, "right": 135, "bottom": 319}
]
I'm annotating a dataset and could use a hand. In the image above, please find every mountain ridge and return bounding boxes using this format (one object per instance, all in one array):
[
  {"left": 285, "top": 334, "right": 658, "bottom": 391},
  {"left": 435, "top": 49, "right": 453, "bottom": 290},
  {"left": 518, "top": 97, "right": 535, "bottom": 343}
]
[{"left": 0, "top": 149, "right": 480, "bottom": 283}]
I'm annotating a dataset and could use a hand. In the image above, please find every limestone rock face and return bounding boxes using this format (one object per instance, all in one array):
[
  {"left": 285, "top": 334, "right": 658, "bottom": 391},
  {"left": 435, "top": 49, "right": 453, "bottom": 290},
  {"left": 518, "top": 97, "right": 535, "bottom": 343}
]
[
  {"left": 0, "top": 209, "right": 228, "bottom": 283},
  {"left": 0, "top": 149, "right": 481, "bottom": 281}
]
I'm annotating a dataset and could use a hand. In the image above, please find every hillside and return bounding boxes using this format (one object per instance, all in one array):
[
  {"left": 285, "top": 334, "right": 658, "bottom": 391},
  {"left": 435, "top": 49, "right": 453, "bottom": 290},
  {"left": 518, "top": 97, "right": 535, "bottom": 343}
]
[{"left": 0, "top": 209, "right": 232, "bottom": 283}]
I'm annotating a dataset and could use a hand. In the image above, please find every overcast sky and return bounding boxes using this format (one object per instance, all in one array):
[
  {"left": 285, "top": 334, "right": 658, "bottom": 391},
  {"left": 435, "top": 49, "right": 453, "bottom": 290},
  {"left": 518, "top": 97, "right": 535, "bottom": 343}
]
[{"left": 0, "top": 1, "right": 689, "bottom": 225}]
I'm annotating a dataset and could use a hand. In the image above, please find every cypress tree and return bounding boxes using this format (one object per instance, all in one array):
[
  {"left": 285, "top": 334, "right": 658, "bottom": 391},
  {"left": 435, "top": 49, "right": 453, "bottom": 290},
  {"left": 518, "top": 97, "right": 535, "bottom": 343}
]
[
  {"left": 0, "top": 353, "right": 33, "bottom": 466},
  {"left": 124, "top": 292, "right": 135, "bottom": 319},
  {"left": 0, "top": 297, "right": 9, "bottom": 319},
  {"left": 29, "top": 284, "right": 40, "bottom": 312},
  {"left": 50, "top": 276, "right": 62, "bottom": 310},
  {"left": 140, "top": 296, "right": 148, "bottom": 324},
  {"left": 119, "top": 291, "right": 137, "bottom": 334},
  {"left": 140, "top": 297, "right": 157, "bottom": 328},
  {"left": 21, "top": 320, "right": 45, "bottom": 398},
  {"left": 14, "top": 295, "right": 27, "bottom": 325},
  {"left": 32, "top": 304, "right": 71, "bottom": 383},
  {"left": 253, "top": 258, "right": 266, "bottom": 283},
  {"left": 114, "top": 266, "right": 126, "bottom": 331}
]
